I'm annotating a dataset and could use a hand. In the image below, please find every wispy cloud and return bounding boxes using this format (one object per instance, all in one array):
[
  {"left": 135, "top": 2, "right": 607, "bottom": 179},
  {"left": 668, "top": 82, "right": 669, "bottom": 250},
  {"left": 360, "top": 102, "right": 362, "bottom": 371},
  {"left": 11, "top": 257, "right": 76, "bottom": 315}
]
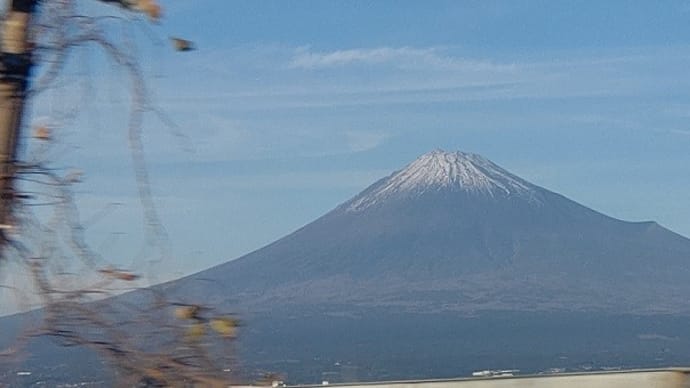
[
  {"left": 344, "top": 130, "right": 391, "bottom": 152},
  {"left": 288, "top": 46, "right": 517, "bottom": 72},
  {"left": 668, "top": 129, "right": 690, "bottom": 136}
]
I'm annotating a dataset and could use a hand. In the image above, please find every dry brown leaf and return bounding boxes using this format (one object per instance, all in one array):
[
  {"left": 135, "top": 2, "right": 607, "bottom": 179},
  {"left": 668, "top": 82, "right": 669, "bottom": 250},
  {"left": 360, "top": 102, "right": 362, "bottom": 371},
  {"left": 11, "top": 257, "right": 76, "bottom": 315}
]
[
  {"left": 33, "top": 125, "right": 51, "bottom": 141},
  {"left": 171, "top": 37, "right": 194, "bottom": 52},
  {"left": 99, "top": 267, "right": 140, "bottom": 281},
  {"left": 174, "top": 305, "right": 201, "bottom": 320}
]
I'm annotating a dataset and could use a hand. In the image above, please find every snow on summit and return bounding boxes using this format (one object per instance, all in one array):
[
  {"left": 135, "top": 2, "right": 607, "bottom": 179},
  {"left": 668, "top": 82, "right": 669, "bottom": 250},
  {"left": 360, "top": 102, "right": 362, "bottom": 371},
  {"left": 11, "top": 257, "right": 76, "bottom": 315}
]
[{"left": 345, "top": 149, "right": 541, "bottom": 212}]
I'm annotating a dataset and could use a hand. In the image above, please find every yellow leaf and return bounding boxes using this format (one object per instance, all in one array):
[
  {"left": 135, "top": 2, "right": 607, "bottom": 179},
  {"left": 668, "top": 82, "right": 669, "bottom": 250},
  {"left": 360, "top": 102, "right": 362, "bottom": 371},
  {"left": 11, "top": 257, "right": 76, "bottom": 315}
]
[
  {"left": 187, "top": 323, "right": 205, "bottom": 340},
  {"left": 210, "top": 317, "right": 238, "bottom": 338}
]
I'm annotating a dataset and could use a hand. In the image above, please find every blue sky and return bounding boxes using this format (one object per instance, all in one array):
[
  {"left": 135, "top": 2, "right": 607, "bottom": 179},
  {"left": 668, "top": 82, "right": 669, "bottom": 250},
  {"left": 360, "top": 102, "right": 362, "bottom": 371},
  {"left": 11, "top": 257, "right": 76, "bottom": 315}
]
[{"left": 6, "top": 1, "right": 690, "bottom": 300}]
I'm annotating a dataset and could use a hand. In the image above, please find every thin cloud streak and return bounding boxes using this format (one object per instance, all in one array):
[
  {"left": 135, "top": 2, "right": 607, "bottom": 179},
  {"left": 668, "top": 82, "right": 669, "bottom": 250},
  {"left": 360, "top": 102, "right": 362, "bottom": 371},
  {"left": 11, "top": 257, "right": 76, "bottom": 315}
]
[
  {"left": 668, "top": 129, "right": 690, "bottom": 136},
  {"left": 288, "top": 46, "right": 518, "bottom": 72},
  {"left": 153, "top": 45, "right": 690, "bottom": 115}
]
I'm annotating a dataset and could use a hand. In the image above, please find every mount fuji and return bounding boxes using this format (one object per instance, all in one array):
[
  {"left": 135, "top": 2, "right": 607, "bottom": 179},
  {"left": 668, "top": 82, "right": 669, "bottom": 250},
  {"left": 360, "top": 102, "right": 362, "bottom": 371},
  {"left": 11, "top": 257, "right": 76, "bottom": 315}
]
[
  {"left": 7, "top": 149, "right": 690, "bottom": 383},
  {"left": 164, "top": 149, "right": 690, "bottom": 315}
]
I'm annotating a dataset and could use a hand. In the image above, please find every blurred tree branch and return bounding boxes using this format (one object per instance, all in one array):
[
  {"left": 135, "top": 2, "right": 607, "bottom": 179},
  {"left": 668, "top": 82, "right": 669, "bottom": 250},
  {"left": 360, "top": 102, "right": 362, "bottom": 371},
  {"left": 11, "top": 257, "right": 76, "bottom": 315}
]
[{"left": 0, "top": 1, "right": 233, "bottom": 386}]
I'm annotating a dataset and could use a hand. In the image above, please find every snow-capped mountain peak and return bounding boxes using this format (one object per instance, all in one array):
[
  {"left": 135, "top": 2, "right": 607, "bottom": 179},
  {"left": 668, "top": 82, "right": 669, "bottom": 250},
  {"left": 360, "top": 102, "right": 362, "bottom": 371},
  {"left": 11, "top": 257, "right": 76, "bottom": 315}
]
[{"left": 345, "top": 149, "right": 541, "bottom": 212}]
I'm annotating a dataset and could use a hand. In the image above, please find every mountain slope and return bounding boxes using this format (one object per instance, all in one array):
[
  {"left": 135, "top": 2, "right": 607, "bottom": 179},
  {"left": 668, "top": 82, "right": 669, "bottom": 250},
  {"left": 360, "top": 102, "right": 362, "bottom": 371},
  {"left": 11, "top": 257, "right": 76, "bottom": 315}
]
[
  {"left": 6, "top": 149, "right": 690, "bottom": 384},
  {"left": 164, "top": 150, "right": 690, "bottom": 314}
]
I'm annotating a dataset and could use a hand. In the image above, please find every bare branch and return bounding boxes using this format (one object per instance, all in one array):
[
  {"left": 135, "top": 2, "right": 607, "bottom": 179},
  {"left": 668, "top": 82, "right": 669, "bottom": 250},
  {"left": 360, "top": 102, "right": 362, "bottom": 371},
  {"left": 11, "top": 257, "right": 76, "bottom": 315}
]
[{"left": 1, "top": 2, "right": 241, "bottom": 385}]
